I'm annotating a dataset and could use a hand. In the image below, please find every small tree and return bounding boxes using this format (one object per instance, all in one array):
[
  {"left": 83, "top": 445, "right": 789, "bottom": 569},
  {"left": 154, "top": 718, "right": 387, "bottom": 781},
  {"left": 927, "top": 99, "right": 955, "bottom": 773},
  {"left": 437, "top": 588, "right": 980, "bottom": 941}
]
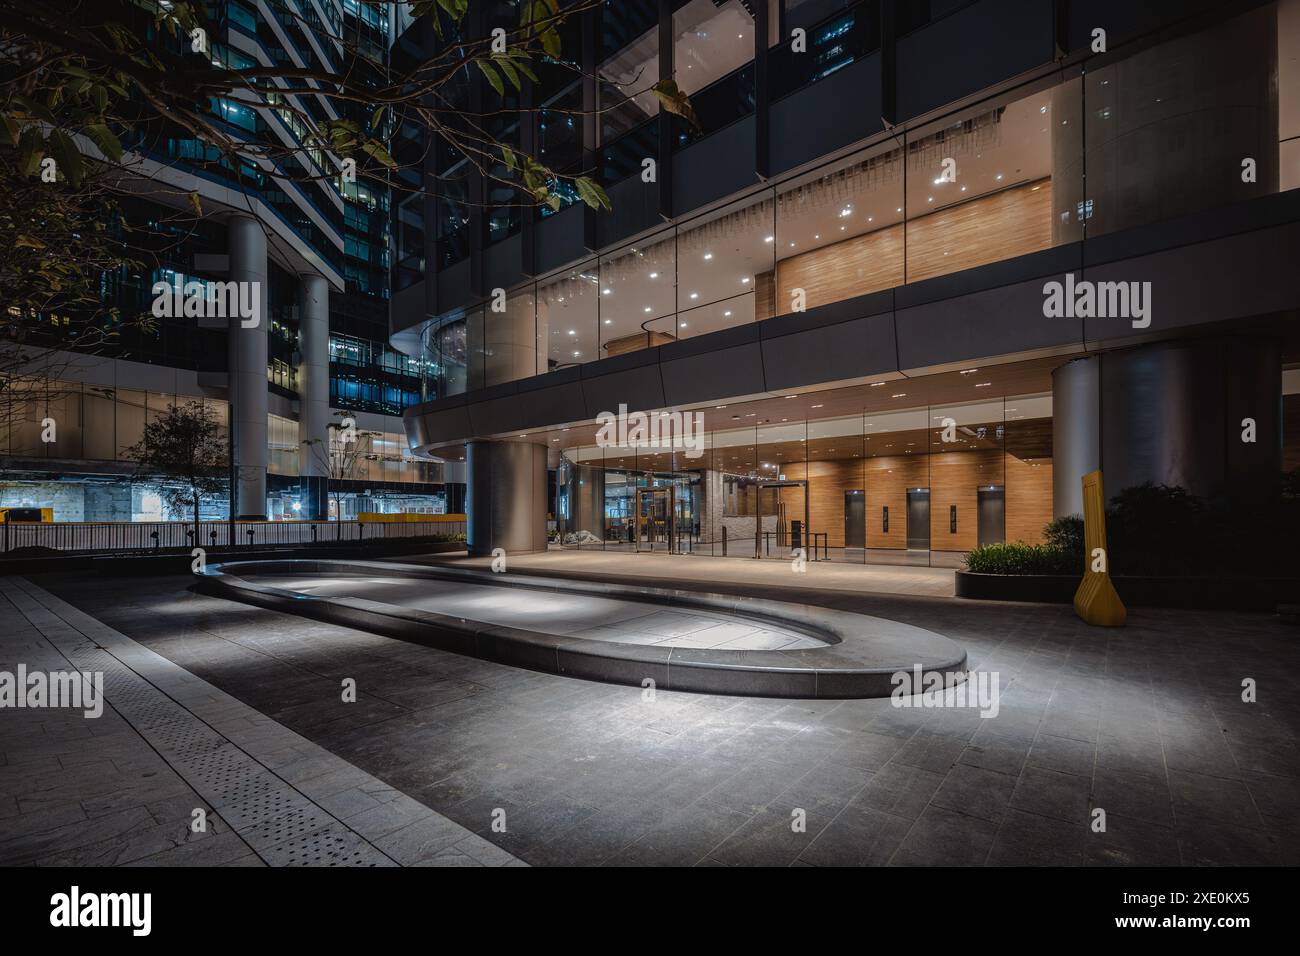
[
  {"left": 302, "top": 412, "right": 381, "bottom": 525},
  {"left": 127, "top": 400, "right": 227, "bottom": 545}
]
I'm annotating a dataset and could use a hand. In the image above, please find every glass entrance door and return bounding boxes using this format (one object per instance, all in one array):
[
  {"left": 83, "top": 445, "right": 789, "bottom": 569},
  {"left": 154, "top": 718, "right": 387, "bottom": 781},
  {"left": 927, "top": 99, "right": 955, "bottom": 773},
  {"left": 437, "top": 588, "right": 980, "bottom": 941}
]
[{"left": 634, "top": 486, "right": 674, "bottom": 552}]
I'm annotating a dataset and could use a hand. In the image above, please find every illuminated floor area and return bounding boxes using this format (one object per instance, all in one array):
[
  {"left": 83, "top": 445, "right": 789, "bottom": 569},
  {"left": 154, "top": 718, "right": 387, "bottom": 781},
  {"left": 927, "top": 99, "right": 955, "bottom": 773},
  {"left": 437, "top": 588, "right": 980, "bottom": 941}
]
[
  {"left": 0, "top": 577, "right": 521, "bottom": 867},
  {"left": 9, "top": 568, "right": 1300, "bottom": 867},
  {"left": 412, "top": 549, "right": 957, "bottom": 599},
  {"left": 253, "top": 574, "right": 825, "bottom": 650}
]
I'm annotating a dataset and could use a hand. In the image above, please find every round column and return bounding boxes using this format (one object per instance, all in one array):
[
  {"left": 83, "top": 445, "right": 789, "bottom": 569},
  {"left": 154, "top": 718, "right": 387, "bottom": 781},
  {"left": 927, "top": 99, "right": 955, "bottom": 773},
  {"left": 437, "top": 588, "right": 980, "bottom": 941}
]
[
  {"left": 227, "top": 215, "right": 269, "bottom": 520},
  {"left": 1053, "top": 338, "right": 1282, "bottom": 517},
  {"left": 1099, "top": 337, "right": 1281, "bottom": 504},
  {"left": 466, "top": 440, "right": 549, "bottom": 556},
  {"left": 296, "top": 273, "right": 330, "bottom": 519},
  {"left": 1051, "top": 357, "right": 1100, "bottom": 519}
]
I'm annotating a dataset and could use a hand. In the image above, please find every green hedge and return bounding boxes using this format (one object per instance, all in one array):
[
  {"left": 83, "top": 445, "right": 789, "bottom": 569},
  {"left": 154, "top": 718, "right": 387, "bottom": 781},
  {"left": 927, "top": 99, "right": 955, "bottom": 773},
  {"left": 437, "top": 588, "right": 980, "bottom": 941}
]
[
  {"left": 963, "top": 542, "right": 1077, "bottom": 575},
  {"left": 965, "top": 477, "right": 1300, "bottom": 577}
]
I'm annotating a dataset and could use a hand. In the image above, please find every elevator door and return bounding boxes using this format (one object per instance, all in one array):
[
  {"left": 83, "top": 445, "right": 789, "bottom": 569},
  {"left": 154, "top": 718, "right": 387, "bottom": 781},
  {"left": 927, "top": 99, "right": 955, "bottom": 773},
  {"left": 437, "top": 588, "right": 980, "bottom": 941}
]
[
  {"left": 844, "top": 490, "right": 865, "bottom": 550},
  {"left": 906, "top": 489, "right": 930, "bottom": 551},
  {"left": 977, "top": 486, "right": 1005, "bottom": 548}
]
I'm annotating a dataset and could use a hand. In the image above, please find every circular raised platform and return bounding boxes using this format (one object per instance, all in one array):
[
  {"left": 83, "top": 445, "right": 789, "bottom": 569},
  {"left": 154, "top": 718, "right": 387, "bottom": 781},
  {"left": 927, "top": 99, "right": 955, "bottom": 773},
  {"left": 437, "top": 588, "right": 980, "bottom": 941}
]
[{"left": 195, "top": 559, "right": 967, "bottom": 699}]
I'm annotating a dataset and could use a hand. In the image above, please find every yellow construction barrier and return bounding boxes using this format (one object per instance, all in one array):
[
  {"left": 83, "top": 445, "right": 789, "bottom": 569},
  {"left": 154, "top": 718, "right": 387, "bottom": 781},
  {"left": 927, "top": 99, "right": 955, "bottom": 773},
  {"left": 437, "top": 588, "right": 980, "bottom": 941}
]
[
  {"left": 356, "top": 512, "right": 466, "bottom": 524},
  {"left": 1073, "top": 470, "right": 1126, "bottom": 627},
  {"left": 0, "top": 507, "right": 53, "bottom": 523}
]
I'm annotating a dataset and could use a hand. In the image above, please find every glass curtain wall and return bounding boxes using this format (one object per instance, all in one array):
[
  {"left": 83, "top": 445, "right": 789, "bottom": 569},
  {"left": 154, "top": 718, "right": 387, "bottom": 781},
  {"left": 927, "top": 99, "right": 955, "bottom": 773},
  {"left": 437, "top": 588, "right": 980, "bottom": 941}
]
[
  {"left": 420, "top": 0, "right": 1297, "bottom": 401},
  {"left": 556, "top": 394, "right": 1054, "bottom": 567}
]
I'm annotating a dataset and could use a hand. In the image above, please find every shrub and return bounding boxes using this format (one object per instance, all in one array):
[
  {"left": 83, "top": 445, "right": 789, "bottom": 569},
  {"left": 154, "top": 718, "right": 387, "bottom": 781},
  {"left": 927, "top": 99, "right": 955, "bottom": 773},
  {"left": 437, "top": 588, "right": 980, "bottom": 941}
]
[
  {"left": 964, "top": 542, "right": 1077, "bottom": 575},
  {"left": 1043, "top": 515, "right": 1083, "bottom": 559},
  {"left": 968, "top": 476, "right": 1300, "bottom": 577}
]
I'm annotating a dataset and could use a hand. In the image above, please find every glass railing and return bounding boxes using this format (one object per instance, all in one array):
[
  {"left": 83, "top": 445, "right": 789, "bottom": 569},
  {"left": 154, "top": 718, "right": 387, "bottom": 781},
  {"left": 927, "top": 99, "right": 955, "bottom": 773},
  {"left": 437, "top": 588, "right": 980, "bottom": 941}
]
[{"left": 674, "top": 63, "right": 756, "bottom": 148}]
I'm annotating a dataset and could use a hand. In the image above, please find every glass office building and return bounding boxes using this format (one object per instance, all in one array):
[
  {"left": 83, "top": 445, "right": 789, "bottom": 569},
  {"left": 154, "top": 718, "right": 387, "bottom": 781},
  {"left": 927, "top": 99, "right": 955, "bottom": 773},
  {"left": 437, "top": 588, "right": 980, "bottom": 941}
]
[{"left": 397, "top": 0, "right": 1300, "bottom": 561}]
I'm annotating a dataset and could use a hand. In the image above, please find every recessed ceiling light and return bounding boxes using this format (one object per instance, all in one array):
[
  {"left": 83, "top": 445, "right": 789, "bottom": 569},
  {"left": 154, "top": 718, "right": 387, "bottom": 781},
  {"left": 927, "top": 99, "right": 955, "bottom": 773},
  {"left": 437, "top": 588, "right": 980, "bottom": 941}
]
[
  {"left": 689, "top": 292, "right": 698, "bottom": 299},
  {"left": 602, "top": 288, "right": 611, "bottom": 295},
  {"left": 764, "top": 236, "right": 774, "bottom": 243},
  {"left": 703, "top": 253, "right": 712, "bottom": 260},
  {"left": 643, "top": 306, "right": 652, "bottom": 313},
  {"left": 649, "top": 272, "right": 658, "bottom": 279}
]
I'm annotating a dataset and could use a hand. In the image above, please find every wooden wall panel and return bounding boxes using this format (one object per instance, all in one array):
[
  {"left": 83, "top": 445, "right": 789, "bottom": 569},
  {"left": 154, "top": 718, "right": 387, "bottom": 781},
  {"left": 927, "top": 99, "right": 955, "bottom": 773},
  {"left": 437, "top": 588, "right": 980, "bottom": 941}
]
[
  {"left": 783, "top": 459, "right": 865, "bottom": 547},
  {"left": 864, "top": 455, "right": 928, "bottom": 549},
  {"left": 776, "top": 224, "right": 905, "bottom": 312},
  {"left": 929, "top": 449, "right": 1003, "bottom": 552},
  {"left": 773, "top": 179, "right": 1052, "bottom": 311},
  {"left": 1005, "top": 452, "right": 1053, "bottom": 544},
  {"left": 905, "top": 180, "right": 1053, "bottom": 283}
]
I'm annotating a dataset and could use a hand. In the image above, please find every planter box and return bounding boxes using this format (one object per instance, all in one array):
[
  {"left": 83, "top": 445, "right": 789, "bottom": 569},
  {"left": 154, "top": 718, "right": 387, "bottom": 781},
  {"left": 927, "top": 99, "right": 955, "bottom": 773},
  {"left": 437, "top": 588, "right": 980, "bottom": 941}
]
[{"left": 956, "top": 570, "right": 1300, "bottom": 611}]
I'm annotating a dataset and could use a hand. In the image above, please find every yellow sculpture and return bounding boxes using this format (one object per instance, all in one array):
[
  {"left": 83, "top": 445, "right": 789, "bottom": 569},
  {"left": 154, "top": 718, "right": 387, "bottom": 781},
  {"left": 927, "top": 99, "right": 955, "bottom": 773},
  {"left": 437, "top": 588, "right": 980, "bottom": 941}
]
[{"left": 1073, "top": 470, "right": 1127, "bottom": 626}]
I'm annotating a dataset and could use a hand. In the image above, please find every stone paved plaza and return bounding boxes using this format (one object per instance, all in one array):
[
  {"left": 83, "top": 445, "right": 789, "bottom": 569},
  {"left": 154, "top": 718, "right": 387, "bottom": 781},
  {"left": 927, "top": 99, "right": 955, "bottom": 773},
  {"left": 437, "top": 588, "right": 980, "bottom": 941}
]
[{"left": 3, "top": 558, "right": 1299, "bottom": 867}]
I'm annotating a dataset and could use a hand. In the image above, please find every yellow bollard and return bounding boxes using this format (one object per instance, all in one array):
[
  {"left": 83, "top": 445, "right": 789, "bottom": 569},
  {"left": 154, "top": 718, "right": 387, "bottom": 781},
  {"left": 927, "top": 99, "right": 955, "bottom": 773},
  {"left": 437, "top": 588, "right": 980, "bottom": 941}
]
[{"left": 1073, "top": 470, "right": 1127, "bottom": 627}]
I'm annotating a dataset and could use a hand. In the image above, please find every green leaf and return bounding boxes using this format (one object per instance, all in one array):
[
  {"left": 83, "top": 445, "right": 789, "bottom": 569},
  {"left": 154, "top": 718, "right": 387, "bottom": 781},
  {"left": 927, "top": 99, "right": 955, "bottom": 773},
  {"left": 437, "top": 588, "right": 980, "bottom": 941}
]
[
  {"left": 574, "top": 176, "right": 611, "bottom": 212},
  {"left": 84, "top": 123, "right": 123, "bottom": 162},
  {"left": 187, "top": 191, "right": 203, "bottom": 217},
  {"left": 12, "top": 94, "right": 55, "bottom": 124},
  {"left": 651, "top": 78, "right": 699, "bottom": 128},
  {"left": 46, "top": 129, "right": 83, "bottom": 187},
  {"left": 508, "top": 55, "right": 540, "bottom": 84},
  {"left": 436, "top": 0, "right": 468, "bottom": 21},
  {"left": 476, "top": 59, "right": 505, "bottom": 97},
  {"left": 494, "top": 56, "right": 520, "bottom": 91},
  {"left": 501, "top": 145, "right": 516, "bottom": 171},
  {"left": 370, "top": 105, "right": 386, "bottom": 131},
  {"left": 539, "top": 26, "right": 562, "bottom": 58},
  {"left": 360, "top": 140, "right": 397, "bottom": 169}
]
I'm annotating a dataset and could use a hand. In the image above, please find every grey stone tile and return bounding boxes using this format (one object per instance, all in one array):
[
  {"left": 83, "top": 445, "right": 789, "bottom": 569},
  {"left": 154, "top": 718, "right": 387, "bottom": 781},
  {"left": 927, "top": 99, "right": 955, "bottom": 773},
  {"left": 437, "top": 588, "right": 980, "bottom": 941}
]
[
  {"left": 1009, "top": 766, "right": 1092, "bottom": 826},
  {"left": 890, "top": 805, "right": 998, "bottom": 866},
  {"left": 796, "top": 807, "right": 912, "bottom": 866},
  {"left": 986, "top": 809, "right": 1085, "bottom": 866},
  {"left": 932, "top": 763, "right": 1018, "bottom": 823},
  {"left": 1086, "top": 814, "right": 1181, "bottom": 866},
  {"left": 1092, "top": 766, "right": 1174, "bottom": 829},
  {"left": 1027, "top": 733, "right": 1096, "bottom": 778},
  {"left": 1167, "top": 769, "right": 1264, "bottom": 829}
]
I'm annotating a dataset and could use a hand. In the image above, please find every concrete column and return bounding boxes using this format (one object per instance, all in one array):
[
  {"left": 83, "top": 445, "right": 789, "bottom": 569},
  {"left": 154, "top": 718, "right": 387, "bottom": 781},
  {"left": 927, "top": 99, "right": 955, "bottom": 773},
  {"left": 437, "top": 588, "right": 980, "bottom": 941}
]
[
  {"left": 1053, "top": 338, "right": 1282, "bottom": 517},
  {"left": 296, "top": 273, "right": 330, "bottom": 519},
  {"left": 466, "top": 440, "right": 548, "bottom": 556},
  {"left": 568, "top": 462, "right": 606, "bottom": 540},
  {"left": 227, "top": 216, "right": 269, "bottom": 519},
  {"left": 1051, "top": 357, "right": 1100, "bottom": 518},
  {"left": 1098, "top": 338, "right": 1281, "bottom": 504}
]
